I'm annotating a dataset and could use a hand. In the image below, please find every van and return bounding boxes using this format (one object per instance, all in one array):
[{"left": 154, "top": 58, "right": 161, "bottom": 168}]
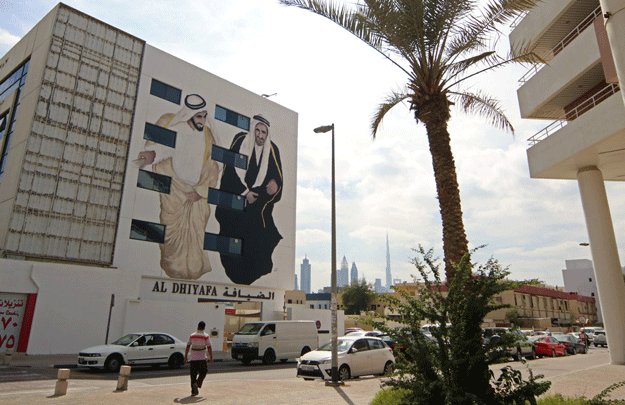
[{"left": 231, "top": 320, "right": 318, "bottom": 365}]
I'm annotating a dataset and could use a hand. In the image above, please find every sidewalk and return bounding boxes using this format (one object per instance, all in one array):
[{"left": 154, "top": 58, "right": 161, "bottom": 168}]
[
  {"left": 0, "top": 350, "right": 623, "bottom": 404},
  {"left": 4, "top": 350, "right": 233, "bottom": 368}
]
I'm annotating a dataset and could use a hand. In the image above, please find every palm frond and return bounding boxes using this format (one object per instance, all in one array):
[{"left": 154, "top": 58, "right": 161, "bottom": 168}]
[
  {"left": 446, "top": 46, "right": 545, "bottom": 89},
  {"left": 450, "top": 90, "right": 513, "bottom": 133},
  {"left": 444, "top": 51, "right": 499, "bottom": 80},
  {"left": 371, "top": 90, "right": 410, "bottom": 138},
  {"left": 444, "top": 0, "right": 539, "bottom": 65}
]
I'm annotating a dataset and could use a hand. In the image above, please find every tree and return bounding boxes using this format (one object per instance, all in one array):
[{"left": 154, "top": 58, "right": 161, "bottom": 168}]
[
  {"left": 369, "top": 246, "right": 550, "bottom": 404},
  {"left": 280, "top": 0, "right": 540, "bottom": 281},
  {"left": 340, "top": 278, "right": 375, "bottom": 314},
  {"left": 505, "top": 308, "right": 525, "bottom": 328}
]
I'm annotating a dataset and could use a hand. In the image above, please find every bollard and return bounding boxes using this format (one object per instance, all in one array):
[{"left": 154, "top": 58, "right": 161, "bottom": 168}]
[
  {"left": 116, "top": 365, "right": 131, "bottom": 391},
  {"left": 2, "top": 348, "right": 13, "bottom": 366},
  {"left": 54, "top": 368, "right": 70, "bottom": 396}
]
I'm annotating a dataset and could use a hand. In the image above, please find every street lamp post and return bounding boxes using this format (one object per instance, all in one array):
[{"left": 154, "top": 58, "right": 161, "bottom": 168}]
[{"left": 313, "top": 123, "right": 341, "bottom": 386}]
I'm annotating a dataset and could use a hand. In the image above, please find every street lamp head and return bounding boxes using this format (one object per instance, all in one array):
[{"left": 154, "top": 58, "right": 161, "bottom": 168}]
[
  {"left": 314, "top": 124, "right": 334, "bottom": 133},
  {"left": 580, "top": 242, "right": 590, "bottom": 246}
]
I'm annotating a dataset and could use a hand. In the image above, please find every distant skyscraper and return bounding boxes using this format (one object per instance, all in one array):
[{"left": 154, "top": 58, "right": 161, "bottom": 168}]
[
  {"left": 375, "top": 278, "right": 386, "bottom": 293},
  {"left": 350, "top": 262, "right": 358, "bottom": 284},
  {"left": 339, "top": 256, "right": 349, "bottom": 288},
  {"left": 294, "top": 274, "right": 299, "bottom": 290},
  {"left": 300, "top": 256, "right": 311, "bottom": 294},
  {"left": 385, "top": 233, "right": 392, "bottom": 289}
]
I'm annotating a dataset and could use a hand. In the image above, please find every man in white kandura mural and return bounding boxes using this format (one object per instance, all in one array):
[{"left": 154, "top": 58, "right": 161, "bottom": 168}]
[{"left": 137, "top": 94, "right": 219, "bottom": 280}]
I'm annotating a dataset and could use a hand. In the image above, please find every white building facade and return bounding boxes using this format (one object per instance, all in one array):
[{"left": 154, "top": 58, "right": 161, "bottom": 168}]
[
  {"left": 511, "top": 0, "right": 625, "bottom": 364},
  {"left": 0, "top": 4, "right": 298, "bottom": 354}
]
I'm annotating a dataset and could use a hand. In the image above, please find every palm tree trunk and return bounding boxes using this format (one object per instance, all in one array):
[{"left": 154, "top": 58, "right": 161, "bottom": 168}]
[{"left": 418, "top": 100, "right": 469, "bottom": 282}]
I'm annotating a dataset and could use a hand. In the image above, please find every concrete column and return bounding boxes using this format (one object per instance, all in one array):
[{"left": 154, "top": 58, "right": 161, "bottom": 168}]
[{"left": 577, "top": 167, "right": 625, "bottom": 364}]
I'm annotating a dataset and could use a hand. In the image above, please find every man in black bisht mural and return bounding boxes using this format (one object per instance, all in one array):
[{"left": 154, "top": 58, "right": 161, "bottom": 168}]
[{"left": 216, "top": 114, "right": 283, "bottom": 285}]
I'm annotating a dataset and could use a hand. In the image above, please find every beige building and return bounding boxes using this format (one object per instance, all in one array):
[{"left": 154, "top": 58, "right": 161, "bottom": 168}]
[{"left": 510, "top": 0, "right": 625, "bottom": 363}]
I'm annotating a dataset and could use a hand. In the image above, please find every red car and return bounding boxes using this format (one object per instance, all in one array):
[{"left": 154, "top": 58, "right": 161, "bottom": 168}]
[{"left": 528, "top": 336, "right": 566, "bottom": 357}]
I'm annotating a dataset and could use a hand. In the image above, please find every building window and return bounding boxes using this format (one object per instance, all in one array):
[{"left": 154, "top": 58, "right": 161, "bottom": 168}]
[
  {"left": 310, "top": 305, "right": 314, "bottom": 309},
  {"left": 215, "top": 105, "right": 250, "bottom": 131},
  {"left": 287, "top": 299, "right": 292, "bottom": 304},
  {"left": 591, "top": 292, "right": 595, "bottom": 297},
  {"left": 203, "top": 233, "right": 241, "bottom": 255},
  {"left": 150, "top": 79, "right": 181, "bottom": 105},
  {"left": 0, "top": 59, "right": 29, "bottom": 187},
  {"left": 211, "top": 144, "right": 248, "bottom": 170},
  {"left": 144, "top": 122, "right": 177, "bottom": 148},
  {"left": 324, "top": 304, "right": 328, "bottom": 309},
  {"left": 137, "top": 169, "right": 171, "bottom": 194},
  {"left": 495, "top": 297, "right": 503, "bottom": 303},
  {"left": 130, "top": 219, "right": 165, "bottom": 243},
  {"left": 589, "top": 278, "right": 592, "bottom": 282},
  {"left": 207, "top": 188, "right": 245, "bottom": 211}
]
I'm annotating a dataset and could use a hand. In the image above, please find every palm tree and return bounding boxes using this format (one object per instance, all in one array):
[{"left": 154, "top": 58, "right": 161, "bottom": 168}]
[{"left": 280, "top": 0, "right": 540, "bottom": 282}]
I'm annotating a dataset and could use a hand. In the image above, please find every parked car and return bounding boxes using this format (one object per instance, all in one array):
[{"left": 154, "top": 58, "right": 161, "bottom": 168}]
[
  {"left": 77, "top": 332, "right": 186, "bottom": 372},
  {"left": 528, "top": 336, "right": 566, "bottom": 357},
  {"left": 483, "top": 328, "right": 535, "bottom": 360},
  {"left": 345, "top": 330, "right": 385, "bottom": 338},
  {"left": 344, "top": 327, "right": 364, "bottom": 334},
  {"left": 555, "top": 334, "right": 587, "bottom": 354},
  {"left": 593, "top": 330, "right": 607, "bottom": 347},
  {"left": 296, "top": 335, "right": 395, "bottom": 381}
]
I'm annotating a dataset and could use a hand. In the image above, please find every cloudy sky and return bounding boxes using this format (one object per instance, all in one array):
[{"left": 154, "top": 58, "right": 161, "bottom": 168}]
[{"left": 1, "top": 0, "right": 619, "bottom": 293}]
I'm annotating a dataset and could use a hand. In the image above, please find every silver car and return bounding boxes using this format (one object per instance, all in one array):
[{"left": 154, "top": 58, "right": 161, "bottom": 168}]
[
  {"left": 296, "top": 336, "right": 395, "bottom": 381},
  {"left": 593, "top": 330, "right": 607, "bottom": 347}
]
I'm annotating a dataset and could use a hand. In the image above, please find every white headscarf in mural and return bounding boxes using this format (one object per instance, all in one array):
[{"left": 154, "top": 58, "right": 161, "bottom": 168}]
[{"left": 235, "top": 114, "right": 272, "bottom": 193}]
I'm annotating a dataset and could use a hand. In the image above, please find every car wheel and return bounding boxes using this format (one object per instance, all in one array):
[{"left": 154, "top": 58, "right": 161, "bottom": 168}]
[
  {"left": 594, "top": 343, "right": 598, "bottom": 347},
  {"left": 526, "top": 347, "right": 536, "bottom": 360},
  {"left": 168, "top": 353, "right": 183, "bottom": 369},
  {"left": 104, "top": 354, "right": 123, "bottom": 373},
  {"left": 551, "top": 349, "right": 556, "bottom": 358},
  {"left": 280, "top": 359, "right": 288, "bottom": 363},
  {"left": 241, "top": 358, "right": 252, "bottom": 365},
  {"left": 383, "top": 361, "right": 394, "bottom": 376},
  {"left": 301, "top": 346, "right": 311, "bottom": 356},
  {"left": 582, "top": 345, "right": 587, "bottom": 354},
  {"left": 338, "top": 365, "right": 350, "bottom": 381},
  {"left": 262, "top": 349, "right": 276, "bottom": 365}
]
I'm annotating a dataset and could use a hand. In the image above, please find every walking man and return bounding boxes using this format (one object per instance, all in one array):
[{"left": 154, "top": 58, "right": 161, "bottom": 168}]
[{"left": 184, "top": 321, "right": 213, "bottom": 396}]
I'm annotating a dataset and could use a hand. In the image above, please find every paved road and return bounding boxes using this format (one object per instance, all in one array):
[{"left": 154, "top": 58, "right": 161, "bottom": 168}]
[{"left": 0, "top": 359, "right": 297, "bottom": 383}]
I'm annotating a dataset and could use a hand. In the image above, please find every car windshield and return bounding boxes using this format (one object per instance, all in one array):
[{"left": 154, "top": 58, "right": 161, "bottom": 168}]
[
  {"left": 236, "top": 323, "right": 264, "bottom": 335},
  {"left": 318, "top": 339, "right": 353, "bottom": 352},
  {"left": 111, "top": 333, "right": 142, "bottom": 346}
]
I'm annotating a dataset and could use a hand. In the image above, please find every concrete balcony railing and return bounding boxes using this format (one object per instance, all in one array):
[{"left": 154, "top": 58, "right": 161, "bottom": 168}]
[
  {"left": 528, "top": 83, "right": 620, "bottom": 145},
  {"left": 518, "top": 6, "right": 602, "bottom": 86}
]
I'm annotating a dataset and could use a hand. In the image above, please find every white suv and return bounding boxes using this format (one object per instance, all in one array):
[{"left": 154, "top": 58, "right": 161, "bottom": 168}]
[{"left": 593, "top": 330, "right": 607, "bottom": 347}]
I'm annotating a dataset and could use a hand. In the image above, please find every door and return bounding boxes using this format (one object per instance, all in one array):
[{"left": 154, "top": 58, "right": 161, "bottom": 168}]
[
  {"left": 348, "top": 338, "right": 371, "bottom": 377},
  {"left": 259, "top": 324, "right": 277, "bottom": 357},
  {"left": 126, "top": 334, "right": 154, "bottom": 365}
]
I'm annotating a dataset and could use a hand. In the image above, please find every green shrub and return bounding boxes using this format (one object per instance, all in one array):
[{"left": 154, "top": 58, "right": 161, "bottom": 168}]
[
  {"left": 367, "top": 246, "right": 551, "bottom": 405},
  {"left": 369, "top": 388, "right": 409, "bottom": 405}
]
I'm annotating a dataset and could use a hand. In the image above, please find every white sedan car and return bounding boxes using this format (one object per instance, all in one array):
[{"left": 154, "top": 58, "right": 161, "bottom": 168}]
[
  {"left": 296, "top": 335, "right": 395, "bottom": 381},
  {"left": 78, "top": 332, "right": 187, "bottom": 372}
]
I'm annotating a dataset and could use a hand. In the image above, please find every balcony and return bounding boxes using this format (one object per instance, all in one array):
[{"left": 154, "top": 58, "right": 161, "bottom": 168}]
[{"left": 526, "top": 92, "right": 625, "bottom": 180}]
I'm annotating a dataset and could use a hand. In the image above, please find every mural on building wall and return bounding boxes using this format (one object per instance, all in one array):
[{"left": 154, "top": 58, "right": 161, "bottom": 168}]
[
  {"left": 0, "top": 293, "right": 26, "bottom": 352},
  {"left": 137, "top": 94, "right": 219, "bottom": 280},
  {"left": 136, "top": 92, "right": 284, "bottom": 286},
  {"left": 216, "top": 115, "right": 283, "bottom": 285}
]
